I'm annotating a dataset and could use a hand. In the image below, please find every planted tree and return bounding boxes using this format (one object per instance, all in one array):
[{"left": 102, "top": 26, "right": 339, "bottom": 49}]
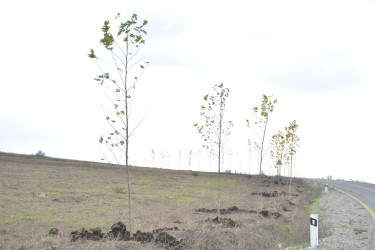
[
  {"left": 187, "top": 150, "right": 193, "bottom": 170},
  {"left": 160, "top": 151, "right": 166, "bottom": 168},
  {"left": 247, "top": 139, "right": 253, "bottom": 175},
  {"left": 88, "top": 13, "right": 148, "bottom": 235},
  {"left": 151, "top": 149, "right": 155, "bottom": 168},
  {"left": 270, "top": 130, "right": 287, "bottom": 176},
  {"left": 194, "top": 83, "right": 233, "bottom": 220},
  {"left": 246, "top": 94, "right": 277, "bottom": 176},
  {"left": 285, "top": 120, "right": 300, "bottom": 190}
]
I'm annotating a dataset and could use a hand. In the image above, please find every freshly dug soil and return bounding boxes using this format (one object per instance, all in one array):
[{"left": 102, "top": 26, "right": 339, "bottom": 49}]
[
  {"left": 205, "top": 217, "right": 240, "bottom": 228},
  {"left": 251, "top": 191, "right": 287, "bottom": 197},
  {"left": 71, "top": 228, "right": 105, "bottom": 242},
  {"left": 68, "top": 221, "right": 182, "bottom": 248},
  {"left": 259, "top": 210, "right": 282, "bottom": 219},
  {"left": 196, "top": 206, "right": 257, "bottom": 214},
  {"left": 48, "top": 228, "right": 59, "bottom": 236},
  {"left": 154, "top": 232, "right": 182, "bottom": 248}
]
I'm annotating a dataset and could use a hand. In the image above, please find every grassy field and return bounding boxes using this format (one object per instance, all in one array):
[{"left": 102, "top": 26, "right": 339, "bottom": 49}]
[{"left": 0, "top": 152, "right": 321, "bottom": 249}]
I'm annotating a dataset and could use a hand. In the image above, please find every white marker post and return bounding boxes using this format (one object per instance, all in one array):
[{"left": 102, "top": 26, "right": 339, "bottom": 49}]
[
  {"left": 310, "top": 214, "right": 318, "bottom": 247},
  {"left": 325, "top": 184, "right": 328, "bottom": 193}
]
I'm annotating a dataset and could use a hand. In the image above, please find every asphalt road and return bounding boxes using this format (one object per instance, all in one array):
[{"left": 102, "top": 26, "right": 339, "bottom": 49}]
[{"left": 317, "top": 179, "right": 375, "bottom": 249}]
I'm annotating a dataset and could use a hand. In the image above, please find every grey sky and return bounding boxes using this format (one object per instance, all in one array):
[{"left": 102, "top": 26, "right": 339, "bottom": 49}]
[{"left": 0, "top": 0, "right": 374, "bottom": 182}]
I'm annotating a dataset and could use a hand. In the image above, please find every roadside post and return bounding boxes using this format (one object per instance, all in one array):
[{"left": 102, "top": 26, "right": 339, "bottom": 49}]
[
  {"left": 325, "top": 184, "right": 328, "bottom": 193},
  {"left": 310, "top": 214, "right": 318, "bottom": 247}
]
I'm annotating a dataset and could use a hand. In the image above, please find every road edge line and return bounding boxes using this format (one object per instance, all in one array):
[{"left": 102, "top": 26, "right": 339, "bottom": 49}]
[{"left": 329, "top": 185, "right": 375, "bottom": 220}]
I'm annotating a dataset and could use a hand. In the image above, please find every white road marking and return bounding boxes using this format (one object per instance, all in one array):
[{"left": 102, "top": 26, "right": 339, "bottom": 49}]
[{"left": 340, "top": 182, "right": 375, "bottom": 194}]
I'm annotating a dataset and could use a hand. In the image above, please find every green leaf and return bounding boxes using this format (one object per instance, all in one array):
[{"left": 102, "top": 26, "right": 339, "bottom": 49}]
[
  {"left": 99, "top": 136, "right": 103, "bottom": 143},
  {"left": 88, "top": 49, "right": 96, "bottom": 59},
  {"left": 120, "top": 141, "right": 125, "bottom": 145}
]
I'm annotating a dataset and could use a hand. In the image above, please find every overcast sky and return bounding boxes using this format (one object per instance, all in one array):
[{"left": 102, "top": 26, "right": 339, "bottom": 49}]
[{"left": 1, "top": 0, "right": 374, "bottom": 183}]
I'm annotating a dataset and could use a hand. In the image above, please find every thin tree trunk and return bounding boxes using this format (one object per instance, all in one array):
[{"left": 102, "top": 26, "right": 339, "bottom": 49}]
[
  {"left": 217, "top": 142, "right": 221, "bottom": 221},
  {"left": 259, "top": 116, "right": 269, "bottom": 177},
  {"left": 125, "top": 39, "right": 132, "bottom": 236},
  {"left": 288, "top": 155, "right": 293, "bottom": 193}
]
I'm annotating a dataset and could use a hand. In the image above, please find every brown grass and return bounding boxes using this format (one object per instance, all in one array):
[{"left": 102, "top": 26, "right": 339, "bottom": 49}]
[{"left": 0, "top": 152, "right": 320, "bottom": 249}]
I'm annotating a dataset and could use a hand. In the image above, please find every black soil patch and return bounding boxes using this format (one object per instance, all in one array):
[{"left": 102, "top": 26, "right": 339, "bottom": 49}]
[
  {"left": 71, "top": 227, "right": 105, "bottom": 242},
  {"left": 48, "top": 228, "right": 59, "bottom": 236},
  {"left": 133, "top": 230, "right": 153, "bottom": 243},
  {"left": 259, "top": 210, "right": 282, "bottom": 219},
  {"left": 205, "top": 217, "right": 240, "bottom": 228},
  {"left": 251, "top": 191, "right": 286, "bottom": 197},
  {"left": 107, "top": 221, "right": 129, "bottom": 240},
  {"left": 273, "top": 180, "right": 286, "bottom": 185},
  {"left": 286, "top": 200, "right": 295, "bottom": 206},
  {"left": 69, "top": 221, "right": 182, "bottom": 248},
  {"left": 155, "top": 231, "right": 181, "bottom": 248},
  {"left": 196, "top": 206, "right": 256, "bottom": 215}
]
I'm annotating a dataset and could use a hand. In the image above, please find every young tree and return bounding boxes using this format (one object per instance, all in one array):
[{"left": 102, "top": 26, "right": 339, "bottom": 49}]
[
  {"left": 194, "top": 83, "right": 233, "bottom": 220},
  {"left": 151, "top": 149, "right": 155, "bottom": 168},
  {"left": 285, "top": 120, "right": 300, "bottom": 190},
  {"left": 246, "top": 94, "right": 277, "bottom": 176},
  {"left": 247, "top": 139, "right": 254, "bottom": 175},
  {"left": 187, "top": 150, "right": 193, "bottom": 170},
  {"left": 88, "top": 13, "right": 148, "bottom": 236},
  {"left": 270, "top": 130, "right": 287, "bottom": 176},
  {"left": 160, "top": 151, "right": 166, "bottom": 168}
]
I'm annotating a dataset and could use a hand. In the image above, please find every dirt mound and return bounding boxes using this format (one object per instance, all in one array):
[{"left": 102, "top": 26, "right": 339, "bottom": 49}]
[
  {"left": 259, "top": 210, "right": 282, "bottom": 219},
  {"left": 251, "top": 191, "right": 286, "bottom": 197},
  {"left": 71, "top": 228, "right": 105, "bottom": 242},
  {"left": 133, "top": 230, "right": 153, "bottom": 243},
  {"left": 155, "top": 231, "right": 182, "bottom": 248},
  {"left": 196, "top": 206, "right": 242, "bottom": 214},
  {"left": 107, "top": 221, "right": 129, "bottom": 240},
  {"left": 48, "top": 228, "right": 59, "bottom": 236},
  {"left": 206, "top": 217, "right": 240, "bottom": 228},
  {"left": 273, "top": 180, "right": 286, "bottom": 185},
  {"left": 69, "top": 221, "right": 181, "bottom": 248},
  {"left": 196, "top": 206, "right": 256, "bottom": 215}
]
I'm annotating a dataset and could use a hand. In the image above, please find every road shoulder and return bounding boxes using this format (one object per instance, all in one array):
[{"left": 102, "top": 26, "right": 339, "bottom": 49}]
[{"left": 312, "top": 188, "right": 371, "bottom": 249}]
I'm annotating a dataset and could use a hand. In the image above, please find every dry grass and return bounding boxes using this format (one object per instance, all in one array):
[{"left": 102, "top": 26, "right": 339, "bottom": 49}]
[{"left": 0, "top": 152, "right": 320, "bottom": 249}]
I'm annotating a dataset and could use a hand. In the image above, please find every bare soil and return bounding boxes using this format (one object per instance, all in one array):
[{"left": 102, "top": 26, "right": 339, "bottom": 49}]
[{"left": 0, "top": 152, "right": 321, "bottom": 249}]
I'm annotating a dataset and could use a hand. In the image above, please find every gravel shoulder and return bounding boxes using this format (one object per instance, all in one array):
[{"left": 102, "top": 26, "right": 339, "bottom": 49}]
[{"left": 312, "top": 187, "right": 372, "bottom": 249}]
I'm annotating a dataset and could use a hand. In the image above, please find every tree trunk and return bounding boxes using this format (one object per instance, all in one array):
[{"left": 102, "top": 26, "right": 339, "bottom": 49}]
[
  {"left": 217, "top": 143, "right": 221, "bottom": 221},
  {"left": 125, "top": 40, "right": 132, "bottom": 236}
]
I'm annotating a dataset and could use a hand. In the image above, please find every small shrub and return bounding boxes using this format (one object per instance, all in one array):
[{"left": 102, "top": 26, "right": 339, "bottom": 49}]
[
  {"left": 35, "top": 150, "right": 46, "bottom": 157},
  {"left": 191, "top": 172, "right": 199, "bottom": 176},
  {"left": 224, "top": 169, "right": 231, "bottom": 173},
  {"left": 114, "top": 187, "right": 127, "bottom": 194}
]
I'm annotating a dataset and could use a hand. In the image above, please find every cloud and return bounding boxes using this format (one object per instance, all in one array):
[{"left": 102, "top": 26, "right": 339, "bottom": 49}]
[{"left": 266, "top": 65, "right": 360, "bottom": 93}]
